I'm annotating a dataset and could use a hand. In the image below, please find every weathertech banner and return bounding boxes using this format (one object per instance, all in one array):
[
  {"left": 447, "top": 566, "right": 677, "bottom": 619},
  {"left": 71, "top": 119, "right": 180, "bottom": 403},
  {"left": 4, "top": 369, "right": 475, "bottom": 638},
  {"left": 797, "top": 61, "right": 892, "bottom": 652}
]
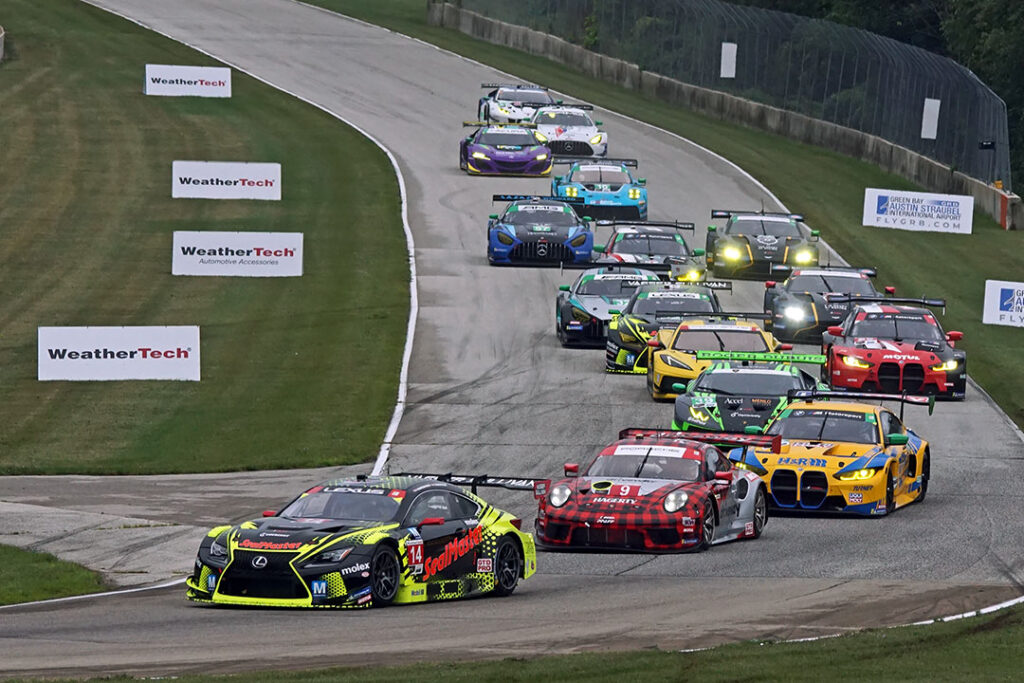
[
  {"left": 982, "top": 280, "right": 1024, "bottom": 328},
  {"left": 862, "top": 188, "right": 973, "bottom": 234},
  {"left": 144, "top": 64, "right": 231, "bottom": 97},
  {"left": 38, "top": 327, "right": 201, "bottom": 381},
  {"left": 173, "top": 231, "right": 303, "bottom": 277},
  {"left": 172, "top": 161, "right": 281, "bottom": 200}
]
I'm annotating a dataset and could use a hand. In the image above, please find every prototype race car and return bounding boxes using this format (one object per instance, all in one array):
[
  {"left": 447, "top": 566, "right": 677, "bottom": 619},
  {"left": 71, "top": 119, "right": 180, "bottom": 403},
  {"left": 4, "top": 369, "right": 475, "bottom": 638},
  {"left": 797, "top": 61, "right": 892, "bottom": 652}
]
[
  {"left": 764, "top": 266, "right": 889, "bottom": 342},
  {"left": 671, "top": 351, "right": 828, "bottom": 432},
  {"left": 487, "top": 195, "right": 593, "bottom": 265},
  {"left": 646, "top": 315, "right": 785, "bottom": 400},
  {"left": 531, "top": 105, "right": 608, "bottom": 157},
  {"left": 478, "top": 83, "right": 557, "bottom": 123},
  {"left": 730, "top": 391, "right": 934, "bottom": 515},
  {"left": 555, "top": 266, "right": 661, "bottom": 347},
  {"left": 534, "top": 428, "right": 775, "bottom": 552},
  {"left": 186, "top": 476, "right": 536, "bottom": 609},
  {"left": 593, "top": 221, "right": 707, "bottom": 282},
  {"left": 821, "top": 297, "right": 966, "bottom": 400},
  {"left": 459, "top": 122, "right": 552, "bottom": 176},
  {"left": 706, "top": 209, "right": 820, "bottom": 278},
  {"left": 552, "top": 158, "right": 647, "bottom": 220},
  {"left": 605, "top": 281, "right": 730, "bottom": 374}
]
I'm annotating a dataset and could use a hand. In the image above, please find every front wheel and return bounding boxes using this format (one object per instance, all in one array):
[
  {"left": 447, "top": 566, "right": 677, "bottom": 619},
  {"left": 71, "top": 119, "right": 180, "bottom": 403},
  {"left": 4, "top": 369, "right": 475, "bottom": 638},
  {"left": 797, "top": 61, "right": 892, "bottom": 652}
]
[
  {"left": 697, "top": 500, "right": 716, "bottom": 551},
  {"left": 492, "top": 537, "right": 522, "bottom": 597},
  {"left": 751, "top": 487, "right": 768, "bottom": 538},
  {"left": 883, "top": 469, "right": 895, "bottom": 515},
  {"left": 369, "top": 545, "right": 401, "bottom": 606},
  {"left": 916, "top": 450, "right": 930, "bottom": 503}
]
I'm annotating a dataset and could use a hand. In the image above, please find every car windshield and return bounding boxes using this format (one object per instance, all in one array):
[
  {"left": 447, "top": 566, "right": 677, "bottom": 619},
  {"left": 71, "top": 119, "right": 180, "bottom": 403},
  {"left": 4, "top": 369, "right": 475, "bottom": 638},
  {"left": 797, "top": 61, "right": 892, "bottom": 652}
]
[
  {"left": 279, "top": 490, "right": 401, "bottom": 522},
  {"left": 577, "top": 277, "right": 649, "bottom": 297},
  {"left": 766, "top": 411, "right": 879, "bottom": 445},
  {"left": 696, "top": 370, "right": 801, "bottom": 396},
  {"left": 850, "top": 313, "right": 944, "bottom": 341},
  {"left": 504, "top": 207, "right": 579, "bottom": 227},
  {"left": 672, "top": 329, "right": 769, "bottom": 352},
  {"left": 787, "top": 274, "right": 875, "bottom": 295},
  {"left": 631, "top": 294, "right": 715, "bottom": 317},
  {"left": 570, "top": 167, "right": 631, "bottom": 184},
  {"left": 478, "top": 129, "right": 538, "bottom": 146},
  {"left": 613, "top": 235, "right": 687, "bottom": 256},
  {"left": 586, "top": 455, "right": 701, "bottom": 481},
  {"left": 536, "top": 111, "right": 592, "bottom": 126},
  {"left": 497, "top": 88, "right": 553, "bottom": 105},
  {"left": 728, "top": 218, "right": 802, "bottom": 238}
]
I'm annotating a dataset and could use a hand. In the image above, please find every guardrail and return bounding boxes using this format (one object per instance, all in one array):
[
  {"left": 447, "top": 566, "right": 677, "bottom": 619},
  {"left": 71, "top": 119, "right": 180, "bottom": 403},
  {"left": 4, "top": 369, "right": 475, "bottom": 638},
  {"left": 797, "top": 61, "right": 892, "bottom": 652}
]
[{"left": 427, "top": 2, "right": 1021, "bottom": 230}]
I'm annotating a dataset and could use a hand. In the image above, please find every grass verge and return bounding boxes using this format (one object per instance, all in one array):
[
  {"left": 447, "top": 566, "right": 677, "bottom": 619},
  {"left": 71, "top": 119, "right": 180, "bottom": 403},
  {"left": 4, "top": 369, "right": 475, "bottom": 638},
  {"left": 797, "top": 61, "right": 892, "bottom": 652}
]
[
  {"left": 0, "top": 0, "right": 408, "bottom": 473},
  {"left": 0, "top": 545, "right": 107, "bottom": 605},
  {"left": 317, "top": 0, "right": 1024, "bottom": 431}
]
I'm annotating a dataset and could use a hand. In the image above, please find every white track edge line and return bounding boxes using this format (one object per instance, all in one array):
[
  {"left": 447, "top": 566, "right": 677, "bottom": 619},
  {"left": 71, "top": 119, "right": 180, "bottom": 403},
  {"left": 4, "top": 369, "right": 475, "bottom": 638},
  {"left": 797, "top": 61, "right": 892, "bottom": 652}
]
[
  {"left": 80, "top": 0, "right": 417, "bottom": 478},
  {"left": 0, "top": 577, "right": 187, "bottom": 611}
]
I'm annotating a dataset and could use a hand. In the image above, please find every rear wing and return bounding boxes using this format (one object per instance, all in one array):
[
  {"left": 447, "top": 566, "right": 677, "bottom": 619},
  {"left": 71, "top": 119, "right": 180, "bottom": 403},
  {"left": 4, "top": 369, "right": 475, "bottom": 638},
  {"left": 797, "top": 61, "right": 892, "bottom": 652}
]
[
  {"left": 554, "top": 157, "right": 638, "bottom": 167},
  {"left": 462, "top": 121, "right": 537, "bottom": 128},
  {"left": 618, "top": 428, "right": 782, "bottom": 454},
  {"left": 696, "top": 350, "right": 827, "bottom": 364},
  {"left": 394, "top": 472, "right": 543, "bottom": 494},
  {"left": 597, "top": 220, "right": 695, "bottom": 231},
  {"left": 538, "top": 103, "right": 595, "bottom": 111},
  {"left": 771, "top": 264, "right": 876, "bottom": 277},
  {"left": 492, "top": 194, "right": 584, "bottom": 206},
  {"left": 785, "top": 389, "right": 936, "bottom": 418},
  {"left": 711, "top": 209, "right": 805, "bottom": 222},
  {"left": 671, "top": 311, "right": 771, "bottom": 322},
  {"left": 481, "top": 82, "right": 543, "bottom": 89},
  {"left": 824, "top": 295, "right": 945, "bottom": 312}
]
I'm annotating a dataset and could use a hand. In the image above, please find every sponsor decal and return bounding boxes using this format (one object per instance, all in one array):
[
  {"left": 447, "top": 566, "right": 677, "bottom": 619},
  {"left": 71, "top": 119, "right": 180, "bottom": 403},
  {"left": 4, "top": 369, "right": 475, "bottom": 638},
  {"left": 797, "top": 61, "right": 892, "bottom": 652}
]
[
  {"left": 251, "top": 555, "right": 268, "bottom": 569},
  {"left": 144, "top": 64, "right": 231, "bottom": 97},
  {"left": 388, "top": 489, "right": 406, "bottom": 502},
  {"left": 357, "top": 594, "right": 372, "bottom": 605},
  {"left": 406, "top": 539, "right": 424, "bottom": 575},
  {"left": 744, "top": 521, "right": 754, "bottom": 535},
  {"left": 596, "top": 516, "right": 616, "bottom": 524},
  {"left": 849, "top": 493, "right": 864, "bottom": 503},
  {"left": 173, "top": 231, "right": 303, "bottom": 277},
  {"left": 239, "top": 539, "right": 302, "bottom": 551},
  {"left": 206, "top": 574, "right": 217, "bottom": 591},
  {"left": 423, "top": 525, "right": 483, "bottom": 579},
  {"left": 778, "top": 457, "right": 828, "bottom": 467},
  {"left": 322, "top": 486, "right": 386, "bottom": 495},
  {"left": 476, "top": 558, "right": 493, "bottom": 573},
  {"left": 681, "top": 517, "right": 695, "bottom": 526},
  {"left": 863, "top": 188, "right": 973, "bottom": 234},
  {"left": 172, "top": 161, "right": 281, "bottom": 200},
  {"left": 411, "top": 588, "right": 425, "bottom": 597},
  {"left": 875, "top": 503, "right": 887, "bottom": 514},
  {"left": 853, "top": 485, "right": 872, "bottom": 491},
  {"left": 259, "top": 532, "right": 292, "bottom": 538},
  {"left": 311, "top": 580, "right": 327, "bottom": 597},
  {"left": 340, "top": 562, "right": 370, "bottom": 576},
  {"left": 591, "top": 497, "right": 637, "bottom": 505},
  {"left": 983, "top": 280, "right": 1024, "bottom": 328},
  {"left": 38, "top": 326, "right": 200, "bottom": 381}
]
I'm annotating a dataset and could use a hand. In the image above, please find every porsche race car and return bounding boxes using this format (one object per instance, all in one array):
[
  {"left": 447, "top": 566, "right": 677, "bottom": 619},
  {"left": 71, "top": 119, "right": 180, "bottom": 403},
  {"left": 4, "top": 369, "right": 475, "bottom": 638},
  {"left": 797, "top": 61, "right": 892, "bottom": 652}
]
[
  {"left": 764, "top": 266, "right": 890, "bottom": 342},
  {"left": 706, "top": 209, "right": 820, "bottom": 278},
  {"left": 593, "top": 221, "right": 707, "bottom": 282},
  {"left": 555, "top": 266, "right": 661, "bottom": 346},
  {"left": 487, "top": 195, "right": 593, "bottom": 265},
  {"left": 531, "top": 105, "right": 607, "bottom": 157},
  {"left": 478, "top": 83, "right": 557, "bottom": 123},
  {"left": 459, "top": 122, "right": 552, "bottom": 176},
  {"left": 552, "top": 158, "right": 647, "bottom": 220}
]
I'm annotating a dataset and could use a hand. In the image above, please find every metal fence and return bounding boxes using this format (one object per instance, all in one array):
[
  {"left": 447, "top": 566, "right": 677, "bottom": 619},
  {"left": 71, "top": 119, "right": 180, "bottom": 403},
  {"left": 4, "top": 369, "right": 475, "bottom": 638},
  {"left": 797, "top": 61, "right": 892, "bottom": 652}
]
[{"left": 461, "top": 0, "right": 1012, "bottom": 192}]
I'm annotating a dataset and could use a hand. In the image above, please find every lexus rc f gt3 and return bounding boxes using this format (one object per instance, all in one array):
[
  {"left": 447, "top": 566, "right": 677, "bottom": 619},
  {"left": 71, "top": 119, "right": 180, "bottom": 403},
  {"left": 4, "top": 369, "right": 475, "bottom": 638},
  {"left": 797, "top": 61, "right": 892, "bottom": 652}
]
[
  {"left": 706, "top": 209, "right": 820, "bottom": 278},
  {"left": 593, "top": 221, "right": 707, "bottom": 282},
  {"left": 531, "top": 105, "right": 608, "bottom": 157},
  {"left": 478, "top": 83, "right": 556, "bottom": 123},
  {"left": 555, "top": 266, "right": 661, "bottom": 346},
  {"left": 459, "top": 122, "right": 552, "bottom": 176},
  {"left": 765, "top": 266, "right": 890, "bottom": 342},
  {"left": 552, "top": 158, "right": 647, "bottom": 220},
  {"left": 487, "top": 194, "right": 592, "bottom": 265}
]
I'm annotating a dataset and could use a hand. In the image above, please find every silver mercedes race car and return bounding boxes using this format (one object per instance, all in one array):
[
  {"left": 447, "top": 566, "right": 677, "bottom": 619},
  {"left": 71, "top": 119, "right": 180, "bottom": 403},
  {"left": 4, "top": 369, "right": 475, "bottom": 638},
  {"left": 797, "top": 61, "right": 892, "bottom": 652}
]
[
  {"left": 531, "top": 105, "right": 608, "bottom": 157},
  {"left": 478, "top": 83, "right": 556, "bottom": 123},
  {"left": 555, "top": 265, "right": 661, "bottom": 347}
]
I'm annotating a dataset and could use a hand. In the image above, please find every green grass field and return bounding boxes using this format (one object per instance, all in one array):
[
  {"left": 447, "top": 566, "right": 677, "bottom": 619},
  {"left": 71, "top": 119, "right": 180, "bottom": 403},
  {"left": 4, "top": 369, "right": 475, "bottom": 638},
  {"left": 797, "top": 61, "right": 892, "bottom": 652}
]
[
  {"left": 0, "top": 0, "right": 408, "bottom": 474},
  {"left": 0, "top": 545, "right": 107, "bottom": 605},
  {"left": 317, "top": 0, "right": 1024, "bottom": 431}
]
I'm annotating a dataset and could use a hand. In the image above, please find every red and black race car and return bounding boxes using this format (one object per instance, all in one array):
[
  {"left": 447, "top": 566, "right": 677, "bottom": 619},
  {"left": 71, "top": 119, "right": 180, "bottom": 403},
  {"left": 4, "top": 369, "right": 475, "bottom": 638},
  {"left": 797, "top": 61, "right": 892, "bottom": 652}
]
[
  {"left": 821, "top": 297, "right": 966, "bottom": 400},
  {"left": 534, "top": 428, "right": 779, "bottom": 552}
]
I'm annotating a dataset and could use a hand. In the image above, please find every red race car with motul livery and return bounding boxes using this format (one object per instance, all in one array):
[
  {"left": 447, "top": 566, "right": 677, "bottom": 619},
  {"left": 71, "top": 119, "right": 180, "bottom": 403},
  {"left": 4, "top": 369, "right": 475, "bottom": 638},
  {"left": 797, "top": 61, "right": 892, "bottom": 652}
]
[
  {"left": 534, "top": 429, "right": 777, "bottom": 552},
  {"left": 821, "top": 297, "right": 966, "bottom": 400}
]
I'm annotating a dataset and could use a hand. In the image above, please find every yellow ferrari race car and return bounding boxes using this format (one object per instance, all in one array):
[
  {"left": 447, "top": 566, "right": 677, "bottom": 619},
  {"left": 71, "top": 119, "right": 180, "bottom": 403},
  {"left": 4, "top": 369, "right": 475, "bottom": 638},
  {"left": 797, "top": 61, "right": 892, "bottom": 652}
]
[
  {"left": 646, "top": 314, "right": 785, "bottom": 400},
  {"left": 729, "top": 390, "right": 934, "bottom": 515}
]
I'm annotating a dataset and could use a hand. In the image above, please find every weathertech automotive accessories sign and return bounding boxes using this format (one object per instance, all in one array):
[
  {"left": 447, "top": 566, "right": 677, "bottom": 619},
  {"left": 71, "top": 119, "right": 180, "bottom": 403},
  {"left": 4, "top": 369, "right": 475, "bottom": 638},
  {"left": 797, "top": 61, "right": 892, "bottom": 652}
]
[
  {"left": 144, "top": 65, "right": 231, "bottom": 97},
  {"left": 862, "top": 188, "right": 973, "bottom": 234},
  {"left": 172, "top": 161, "right": 281, "bottom": 200},
  {"left": 172, "top": 231, "right": 303, "bottom": 277},
  {"left": 38, "top": 327, "right": 200, "bottom": 381},
  {"left": 983, "top": 280, "right": 1024, "bottom": 328}
]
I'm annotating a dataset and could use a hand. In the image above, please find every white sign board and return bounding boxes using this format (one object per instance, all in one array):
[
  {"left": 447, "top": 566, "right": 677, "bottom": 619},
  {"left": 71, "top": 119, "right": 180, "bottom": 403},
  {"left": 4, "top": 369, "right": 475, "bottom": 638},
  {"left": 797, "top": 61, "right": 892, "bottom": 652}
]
[
  {"left": 983, "top": 280, "right": 1024, "bottom": 327},
  {"left": 720, "top": 42, "right": 737, "bottom": 79},
  {"left": 172, "top": 231, "right": 303, "bottom": 277},
  {"left": 921, "top": 98, "right": 941, "bottom": 140},
  {"left": 145, "top": 65, "right": 231, "bottom": 97},
  {"left": 39, "top": 326, "right": 200, "bottom": 381},
  {"left": 862, "top": 188, "right": 973, "bottom": 234},
  {"left": 172, "top": 161, "right": 281, "bottom": 200}
]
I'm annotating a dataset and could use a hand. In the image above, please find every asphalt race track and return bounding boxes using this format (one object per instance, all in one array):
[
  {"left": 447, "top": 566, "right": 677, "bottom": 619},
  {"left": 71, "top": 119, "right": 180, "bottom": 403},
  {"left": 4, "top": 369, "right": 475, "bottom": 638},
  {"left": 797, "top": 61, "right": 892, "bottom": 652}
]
[{"left": 1, "top": 0, "right": 1022, "bottom": 677}]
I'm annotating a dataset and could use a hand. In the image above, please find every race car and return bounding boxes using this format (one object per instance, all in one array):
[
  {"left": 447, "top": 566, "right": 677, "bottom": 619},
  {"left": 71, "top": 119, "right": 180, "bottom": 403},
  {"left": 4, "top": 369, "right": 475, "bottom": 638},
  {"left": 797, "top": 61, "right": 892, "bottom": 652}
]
[
  {"left": 459, "top": 122, "right": 552, "bottom": 176},
  {"left": 605, "top": 281, "right": 731, "bottom": 374},
  {"left": 593, "top": 221, "right": 707, "bottom": 282},
  {"left": 646, "top": 315, "right": 786, "bottom": 400},
  {"left": 185, "top": 475, "right": 536, "bottom": 609},
  {"left": 821, "top": 297, "right": 966, "bottom": 400},
  {"left": 729, "top": 390, "right": 934, "bottom": 515},
  {"left": 706, "top": 209, "right": 820, "bottom": 278},
  {"left": 551, "top": 158, "right": 647, "bottom": 220},
  {"left": 530, "top": 105, "right": 607, "bottom": 157},
  {"left": 487, "top": 195, "right": 593, "bottom": 265},
  {"left": 478, "top": 83, "right": 557, "bottom": 123},
  {"left": 555, "top": 266, "right": 661, "bottom": 347},
  {"left": 764, "top": 265, "right": 891, "bottom": 342},
  {"left": 534, "top": 428, "right": 775, "bottom": 552},
  {"left": 671, "top": 350, "right": 828, "bottom": 432}
]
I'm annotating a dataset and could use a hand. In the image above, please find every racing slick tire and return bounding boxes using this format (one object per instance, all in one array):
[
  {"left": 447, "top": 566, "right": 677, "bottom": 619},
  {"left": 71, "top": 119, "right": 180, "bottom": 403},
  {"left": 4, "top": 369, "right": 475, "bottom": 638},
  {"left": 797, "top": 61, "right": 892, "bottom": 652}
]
[
  {"left": 370, "top": 544, "right": 401, "bottom": 606},
  {"left": 459, "top": 151, "right": 467, "bottom": 171},
  {"left": 884, "top": 468, "right": 895, "bottom": 515},
  {"left": 492, "top": 536, "right": 522, "bottom": 597},
  {"left": 556, "top": 320, "right": 570, "bottom": 347},
  {"left": 697, "top": 500, "right": 716, "bottom": 551},
  {"left": 917, "top": 450, "right": 930, "bottom": 503},
  {"left": 751, "top": 487, "right": 768, "bottom": 538}
]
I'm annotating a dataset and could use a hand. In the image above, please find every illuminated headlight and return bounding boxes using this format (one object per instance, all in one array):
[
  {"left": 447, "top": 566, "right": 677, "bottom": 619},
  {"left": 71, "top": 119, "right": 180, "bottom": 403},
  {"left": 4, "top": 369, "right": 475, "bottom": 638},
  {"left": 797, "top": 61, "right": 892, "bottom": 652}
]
[
  {"left": 590, "top": 133, "right": 604, "bottom": 144},
  {"left": 563, "top": 186, "right": 579, "bottom": 197},
  {"left": 722, "top": 246, "right": 743, "bottom": 261},
  {"left": 664, "top": 490, "right": 689, "bottom": 513},
  {"left": 472, "top": 151, "right": 490, "bottom": 160},
  {"left": 836, "top": 468, "right": 879, "bottom": 481},
  {"left": 496, "top": 231, "right": 515, "bottom": 245},
  {"left": 311, "top": 547, "right": 353, "bottom": 564},
  {"left": 534, "top": 131, "right": 548, "bottom": 142},
  {"left": 549, "top": 484, "right": 572, "bottom": 508},
  {"left": 628, "top": 188, "right": 642, "bottom": 200},
  {"left": 536, "top": 153, "right": 549, "bottom": 161},
  {"left": 840, "top": 354, "right": 872, "bottom": 369},
  {"left": 688, "top": 406, "right": 709, "bottom": 423},
  {"left": 793, "top": 250, "right": 815, "bottom": 264},
  {"left": 784, "top": 305, "right": 806, "bottom": 322},
  {"left": 930, "top": 359, "right": 958, "bottom": 372},
  {"left": 661, "top": 355, "right": 691, "bottom": 370},
  {"left": 677, "top": 269, "right": 701, "bottom": 281},
  {"left": 569, "top": 233, "right": 588, "bottom": 247},
  {"left": 498, "top": 107, "right": 511, "bottom": 115}
]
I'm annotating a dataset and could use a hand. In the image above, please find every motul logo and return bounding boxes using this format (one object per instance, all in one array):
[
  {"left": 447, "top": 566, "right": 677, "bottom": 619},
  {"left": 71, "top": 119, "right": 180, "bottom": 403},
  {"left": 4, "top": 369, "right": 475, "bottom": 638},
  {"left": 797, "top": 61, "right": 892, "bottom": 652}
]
[
  {"left": 177, "top": 177, "right": 274, "bottom": 187},
  {"left": 423, "top": 525, "right": 482, "bottom": 579},
  {"left": 179, "top": 246, "right": 295, "bottom": 258},
  {"left": 47, "top": 347, "right": 190, "bottom": 360}
]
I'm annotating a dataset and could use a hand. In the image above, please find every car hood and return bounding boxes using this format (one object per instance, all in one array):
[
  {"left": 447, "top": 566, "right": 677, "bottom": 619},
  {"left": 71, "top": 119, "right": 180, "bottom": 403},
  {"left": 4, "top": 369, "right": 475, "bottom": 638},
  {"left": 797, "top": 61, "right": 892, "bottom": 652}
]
[
  {"left": 725, "top": 234, "right": 810, "bottom": 260},
  {"left": 780, "top": 291, "right": 856, "bottom": 322},
  {"left": 562, "top": 476, "right": 694, "bottom": 509},
  {"left": 684, "top": 392, "right": 782, "bottom": 430},
  {"left": 230, "top": 517, "right": 383, "bottom": 551},
  {"left": 845, "top": 337, "right": 948, "bottom": 359},
  {"left": 536, "top": 124, "right": 597, "bottom": 140},
  {"left": 502, "top": 223, "right": 582, "bottom": 240},
  {"left": 572, "top": 294, "right": 632, "bottom": 319},
  {"left": 470, "top": 143, "right": 547, "bottom": 160}
]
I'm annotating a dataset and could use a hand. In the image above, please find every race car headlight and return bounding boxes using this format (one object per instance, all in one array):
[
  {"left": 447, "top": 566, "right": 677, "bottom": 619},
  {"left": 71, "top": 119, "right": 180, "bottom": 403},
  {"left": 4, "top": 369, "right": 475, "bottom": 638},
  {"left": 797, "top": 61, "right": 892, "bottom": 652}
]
[
  {"left": 536, "top": 153, "right": 549, "bottom": 161},
  {"left": 310, "top": 546, "right": 353, "bottom": 564},
  {"left": 209, "top": 538, "right": 228, "bottom": 558},
  {"left": 793, "top": 250, "right": 815, "bottom": 264},
  {"left": 722, "top": 246, "right": 743, "bottom": 261},
  {"left": 835, "top": 468, "right": 879, "bottom": 481},
  {"left": 471, "top": 151, "right": 490, "bottom": 160},
  {"left": 661, "top": 355, "right": 692, "bottom": 370},
  {"left": 628, "top": 188, "right": 642, "bottom": 200},
  {"left": 563, "top": 186, "right": 579, "bottom": 197},
  {"left": 496, "top": 231, "right": 515, "bottom": 245},
  {"left": 618, "top": 332, "right": 638, "bottom": 344},
  {"left": 569, "top": 233, "right": 588, "bottom": 247},
  {"left": 497, "top": 107, "right": 511, "bottom": 115},
  {"left": 677, "top": 269, "right": 701, "bottom": 282},
  {"left": 784, "top": 305, "right": 806, "bottom": 322},
  {"left": 663, "top": 490, "right": 689, "bottom": 513},
  {"left": 840, "top": 354, "right": 872, "bottom": 369},
  {"left": 549, "top": 484, "right": 572, "bottom": 508},
  {"left": 571, "top": 307, "right": 591, "bottom": 323},
  {"left": 534, "top": 131, "right": 548, "bottom": 142},
  {"left": 930, "top": 359, "right": 959, "bottom": 372},
  {"left": 590, "top": 133, "right": 604, "bottom": 144},
  {"left": 688, "top": 406, "right": 709, "bottom": 423}
]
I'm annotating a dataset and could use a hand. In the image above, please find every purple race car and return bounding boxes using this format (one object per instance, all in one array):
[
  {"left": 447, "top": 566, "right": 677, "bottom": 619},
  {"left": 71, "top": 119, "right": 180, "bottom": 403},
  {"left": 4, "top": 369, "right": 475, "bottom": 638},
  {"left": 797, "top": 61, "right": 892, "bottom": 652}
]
[{"left": 459, "top": 122, "right": 553, "bottom": 176}]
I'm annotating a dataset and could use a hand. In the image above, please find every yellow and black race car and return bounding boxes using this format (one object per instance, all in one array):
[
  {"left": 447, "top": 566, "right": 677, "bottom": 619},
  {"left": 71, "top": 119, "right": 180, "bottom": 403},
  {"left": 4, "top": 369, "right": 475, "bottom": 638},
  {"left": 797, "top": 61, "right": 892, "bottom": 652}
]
[{"left": 186, "top": 475, "right": 536, "bottom": 608}]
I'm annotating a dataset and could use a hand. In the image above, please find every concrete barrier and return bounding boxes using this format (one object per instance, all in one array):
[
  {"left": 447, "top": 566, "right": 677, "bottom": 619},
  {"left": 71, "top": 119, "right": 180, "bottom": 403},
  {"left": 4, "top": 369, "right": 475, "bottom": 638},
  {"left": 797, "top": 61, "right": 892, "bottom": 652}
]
[{"left": 429, "top": 2, "right": 1021, "bottom": 230}]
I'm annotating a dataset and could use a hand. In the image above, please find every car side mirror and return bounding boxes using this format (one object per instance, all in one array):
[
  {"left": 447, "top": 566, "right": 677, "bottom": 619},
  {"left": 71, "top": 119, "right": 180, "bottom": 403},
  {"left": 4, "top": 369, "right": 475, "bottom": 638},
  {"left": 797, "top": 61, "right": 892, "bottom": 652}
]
[
  {"left": 593, "top": 244, "right": 605, "bottom": 253},
  {"left": 595, "top": 120, "right": 603, "bottom": 126},
  {"left": 638, "top": 178, "right": 646, "bottom": 185},
  {"left": 647, "top": 339, "right": 662, "bottom": 348},
  {"left": 778, "top": 343, "right": 793, "bottom": 350},
  {"left": 488, "top": 213, "right": 499, "bottom": 220},
  {"left": 692, "top": 248, "right": 705, "bottom": 256},
  {"left": 886, "top": 433, "right": 909, "bottom": 446},
  {"left": 608, "top": 309, "right": 621, "bottom": 315},
  {"left": 555, "top": 175, "right": 565, "bottom": 183},
  {"left": 810, "top": 230, "right": 820, "bottom": 239},
  {"left": 671, "top": 382, "right": 688, "bottom": 393},
  {"left": 707, "top": 225, "right": 717, "bottom": 233},
  {"left": 827, "top": 326, "right": 844, "bottom": 336},
  {"left": 558, "top": 284, "right": 570, "bottom": 291},
  {"left": 556, "top": 99, "right": 564, "bottom": 104},
  {"left": 419, "top": 517, "right": 445, "bottom": 527},
  {"left": 714, "top": 471, "right": 732, "bottom": 482},
  {"left": 765, "top": 280, "right": 776, "bottom": 289},
  {"left": 583, "top": 216, "right": 593, "bottom": 222},
  {"left": 262, "top": 510, "right": 277, "bottom": 518},
  {"left": 947, "top": 331, "right": 963, "bottom": 342},
  {"left": 884, "top": 286, "right": 896, "bottom": 296},
  {"left": 744, "top": 425, "right": 763, "bottom": 434},
  {"left": 564, "top": 463, "right": 579, "bottom": 477}
]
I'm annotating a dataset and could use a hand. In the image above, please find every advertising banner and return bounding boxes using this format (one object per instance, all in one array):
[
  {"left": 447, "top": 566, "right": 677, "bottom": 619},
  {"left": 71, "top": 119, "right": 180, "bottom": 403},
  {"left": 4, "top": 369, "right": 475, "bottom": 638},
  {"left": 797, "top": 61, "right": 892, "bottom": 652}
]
[
  {"left": 145, "top": 64, "right": 231, "bottom": 97},
  {"left": 862, "top": 188, "right": 973, "bottom": 234},
  {"left": 172, "top": 161, "right": 281, "bottom": 200},
  {"left": 172, "top": 231, "right": 303, "bottom": 277},
  {"left": 38, "top": 326, "right": 201, "bottom": 381},
  {"left": 982, "top": 280, "right": 1024, "bottom": 328}
]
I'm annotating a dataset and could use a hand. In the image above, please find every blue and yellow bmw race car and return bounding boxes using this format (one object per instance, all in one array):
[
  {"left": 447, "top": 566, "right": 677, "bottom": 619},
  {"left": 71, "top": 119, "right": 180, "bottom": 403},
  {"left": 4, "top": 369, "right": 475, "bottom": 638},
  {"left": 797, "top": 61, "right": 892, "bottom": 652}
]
[
  {"left": 487, "top": 195, "right": 593, "bottom": 265},
  {"left": 551, "top": 158, "right": 647, "bottom": 220}
]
